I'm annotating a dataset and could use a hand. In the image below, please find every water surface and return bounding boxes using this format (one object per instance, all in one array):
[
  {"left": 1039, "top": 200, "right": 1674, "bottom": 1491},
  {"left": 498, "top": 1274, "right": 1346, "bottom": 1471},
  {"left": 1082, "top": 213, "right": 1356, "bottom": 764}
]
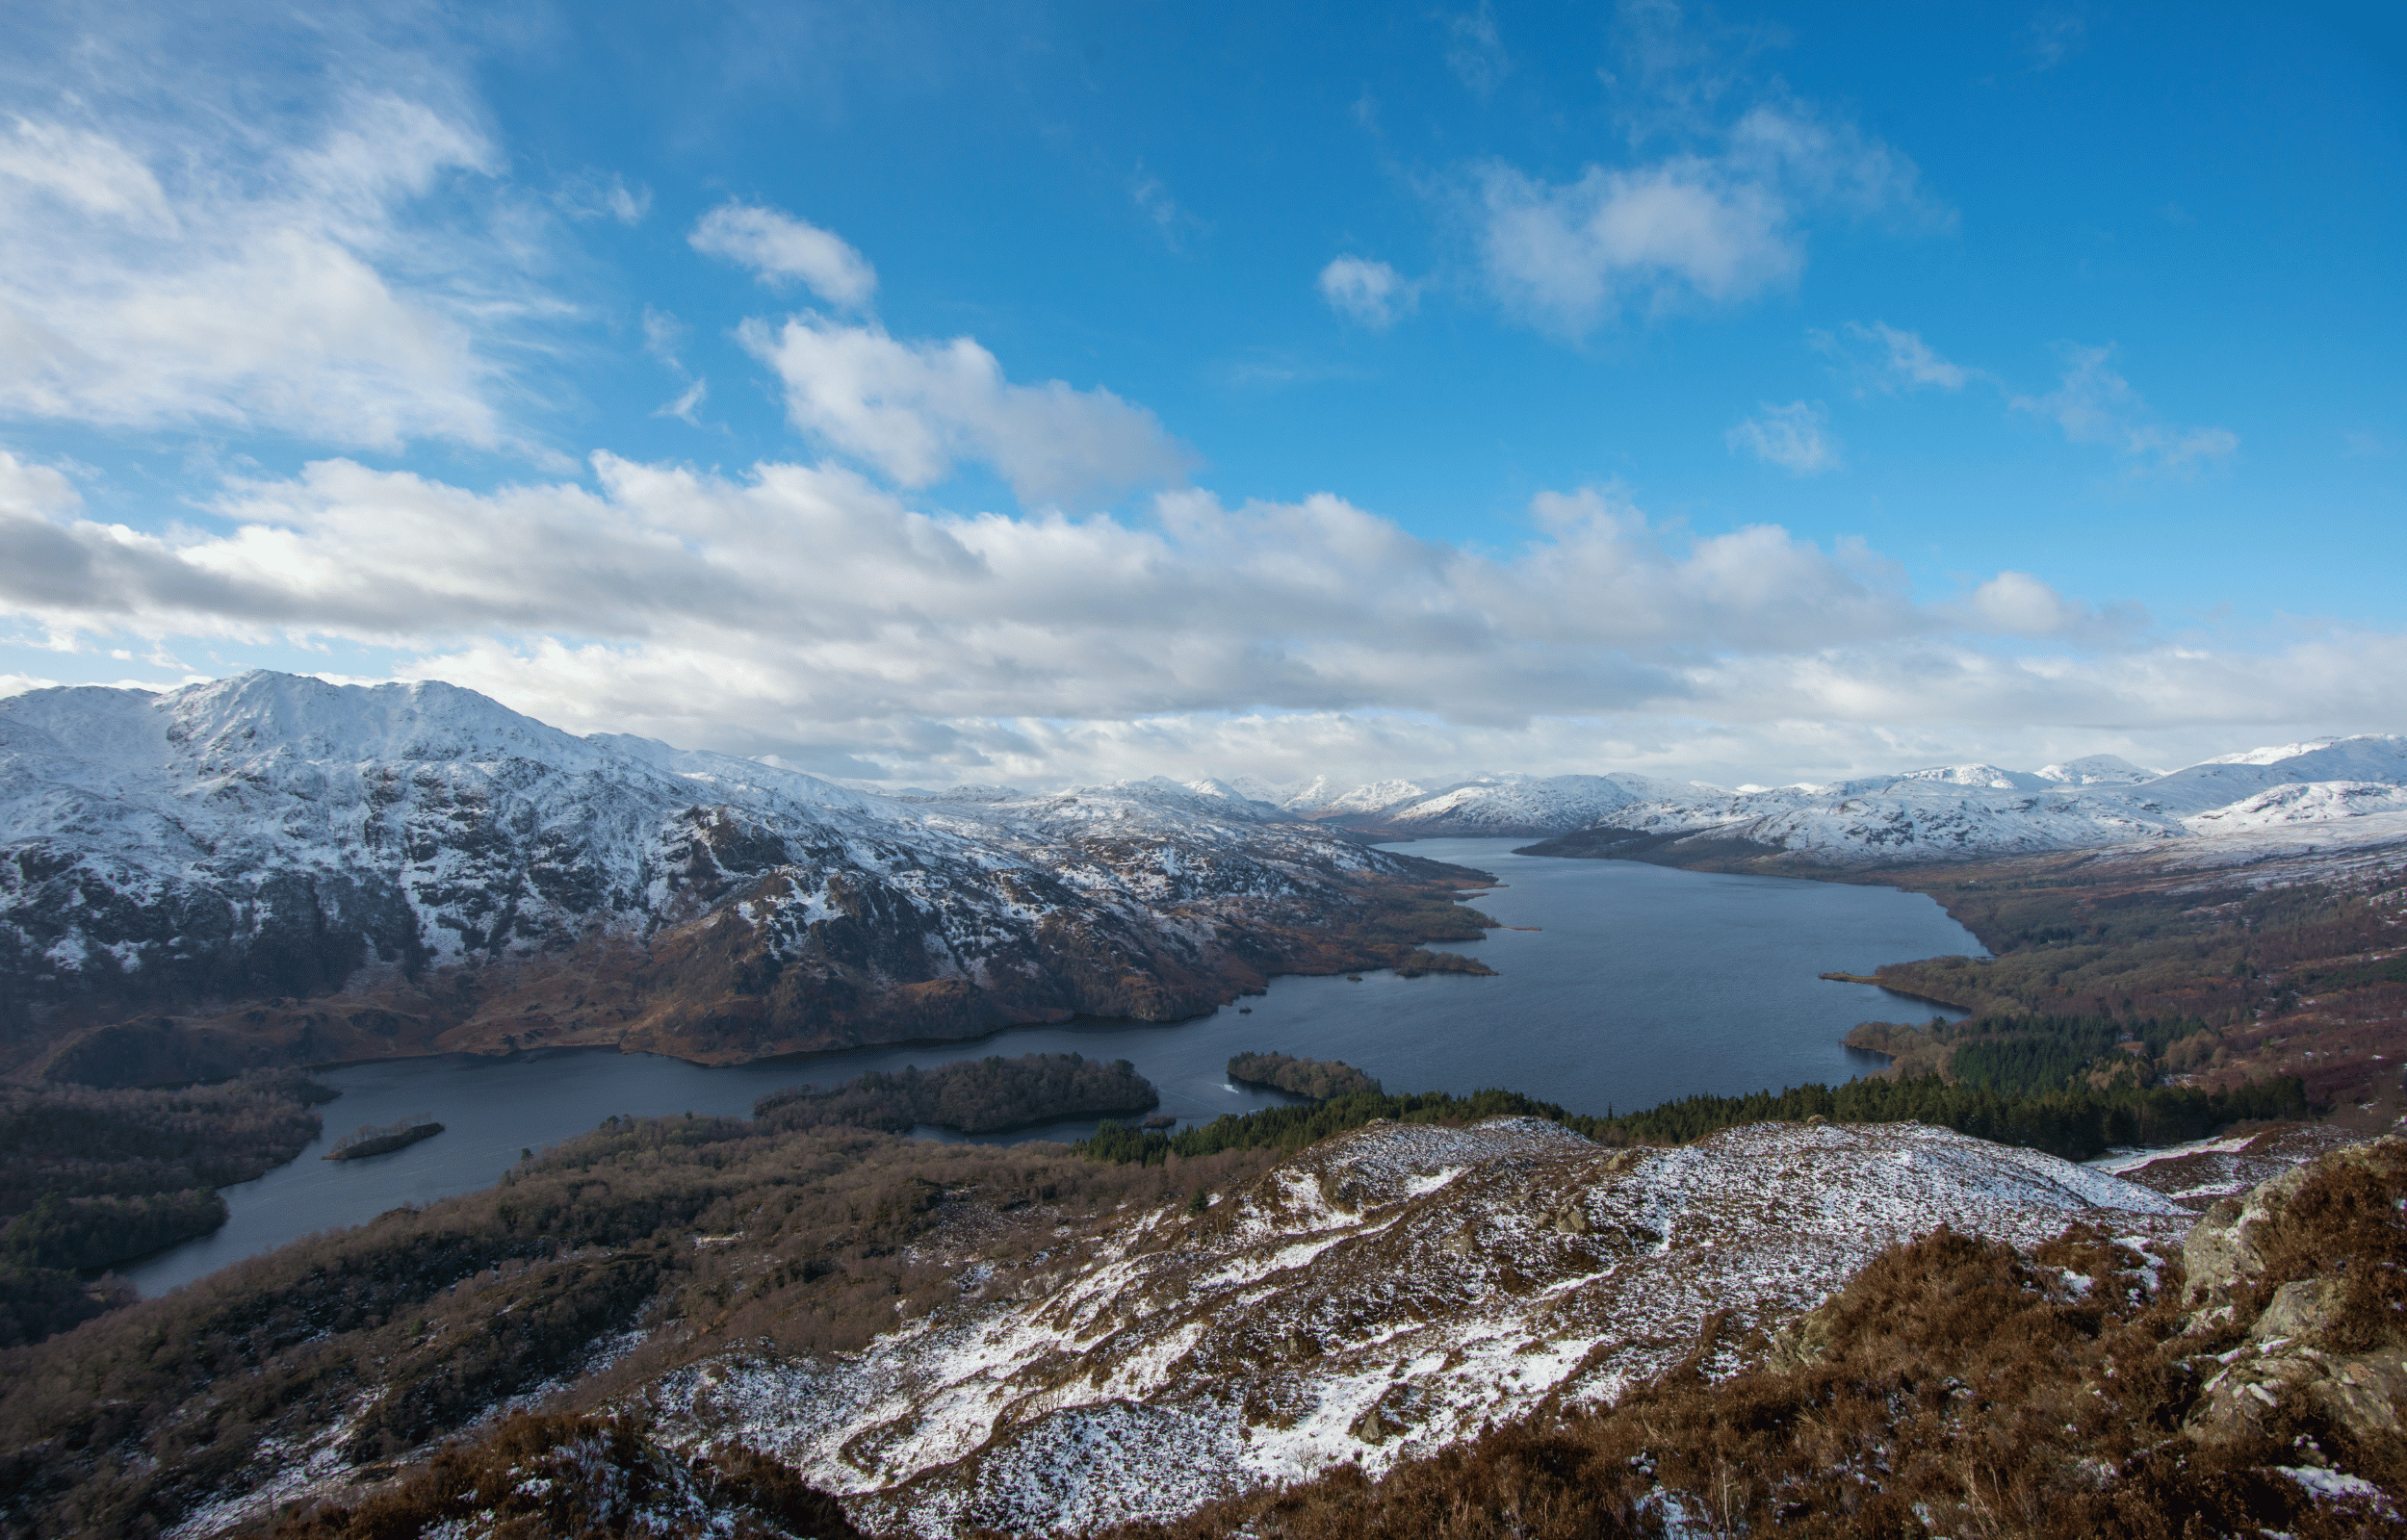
[{"left": 122, "top": 839, "right": 1978, "bottom": 1296}]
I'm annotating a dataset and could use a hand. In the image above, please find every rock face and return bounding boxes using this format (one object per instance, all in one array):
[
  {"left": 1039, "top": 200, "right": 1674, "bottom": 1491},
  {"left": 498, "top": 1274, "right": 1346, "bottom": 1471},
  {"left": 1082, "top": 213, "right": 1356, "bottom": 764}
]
[
  {"left": 2177, "top": 1135, "right": 2407, "bottom": 1452},
  {"left": 636, "top": 1117, "right": 2187, "bottom": 1536},
  {"left": 0, "top": 674, "right": 1485, "bottom": 1079}
]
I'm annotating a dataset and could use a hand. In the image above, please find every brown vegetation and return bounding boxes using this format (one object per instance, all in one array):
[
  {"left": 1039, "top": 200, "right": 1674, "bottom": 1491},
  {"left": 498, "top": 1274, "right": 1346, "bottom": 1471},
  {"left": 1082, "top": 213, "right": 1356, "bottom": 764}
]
[
  {"left": 261, "top": 1412, "right": 865, "bottom": 1540},
  {"left": 20, "top": 864, "right": 1499, "bottom": 1086},
  {"left": 0, "top": 1109, "right": 1279, "bottom": 1539},
  {"left": 1100, "top": 1140, "right": 2407, "bottom": 1540}
]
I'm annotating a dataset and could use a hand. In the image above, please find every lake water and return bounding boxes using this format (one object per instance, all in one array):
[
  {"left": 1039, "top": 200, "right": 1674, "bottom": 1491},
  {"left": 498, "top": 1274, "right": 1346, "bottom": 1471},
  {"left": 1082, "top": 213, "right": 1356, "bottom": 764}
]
[{"left": 121, "top": 839, "right": 1980, "bottom": 1296}]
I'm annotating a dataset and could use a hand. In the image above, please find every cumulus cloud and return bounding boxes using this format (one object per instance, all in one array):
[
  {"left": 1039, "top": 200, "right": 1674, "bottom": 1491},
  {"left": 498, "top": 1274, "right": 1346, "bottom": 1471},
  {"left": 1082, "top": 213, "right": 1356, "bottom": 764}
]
[
  {"left": 1467, "top": 10, "right": 1946, "bottom": 339},
  {"left": 737, "top": 314, "right": 1194, "bottom": 504},
  {"left": 1317, "top": 257, "right": 1417, "bottom": 328},
  {"left": 2012, "top": 345, "right": 2239, "bottom": 475},
  {"left": 1725, "top": 401, "right": 1839, "bottom": 475},
  {"left": 689, "top": 202, "right": 877, "bottom": 306}
]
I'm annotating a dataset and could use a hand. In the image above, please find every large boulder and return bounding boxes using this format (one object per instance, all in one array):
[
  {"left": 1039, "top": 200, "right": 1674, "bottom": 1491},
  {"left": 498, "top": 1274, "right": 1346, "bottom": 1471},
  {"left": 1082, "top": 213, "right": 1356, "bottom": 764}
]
[{"left": 2180, "top": 1136, "right": 2407, "bottom": 1450}]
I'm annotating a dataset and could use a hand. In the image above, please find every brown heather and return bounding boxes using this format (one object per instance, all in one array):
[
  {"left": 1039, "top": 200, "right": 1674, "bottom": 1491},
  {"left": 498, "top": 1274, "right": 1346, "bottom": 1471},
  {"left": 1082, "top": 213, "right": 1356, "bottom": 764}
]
[{"left": 1095, "top": 1143, "right": 2407, "bottom": 1540}]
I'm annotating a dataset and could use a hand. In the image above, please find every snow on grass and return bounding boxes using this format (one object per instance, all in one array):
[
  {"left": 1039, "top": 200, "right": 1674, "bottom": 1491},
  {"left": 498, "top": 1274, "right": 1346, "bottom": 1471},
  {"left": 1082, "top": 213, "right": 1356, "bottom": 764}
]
[{"left": 637, "top": 1117, "right": 2188, "bottom": 1535}]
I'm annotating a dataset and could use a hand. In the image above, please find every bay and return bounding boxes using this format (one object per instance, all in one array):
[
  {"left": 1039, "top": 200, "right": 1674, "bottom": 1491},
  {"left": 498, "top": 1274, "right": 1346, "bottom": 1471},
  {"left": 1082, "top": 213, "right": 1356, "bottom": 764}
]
[{"left": 120, "top": 839, "right": 1979, "bottom": 1296}]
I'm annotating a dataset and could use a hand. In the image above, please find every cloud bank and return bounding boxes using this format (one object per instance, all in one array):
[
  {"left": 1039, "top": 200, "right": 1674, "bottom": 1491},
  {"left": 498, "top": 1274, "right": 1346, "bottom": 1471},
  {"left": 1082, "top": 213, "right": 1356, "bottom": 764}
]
[{"left": 3, "top": 447, "right": 2394, "bottom": 787}]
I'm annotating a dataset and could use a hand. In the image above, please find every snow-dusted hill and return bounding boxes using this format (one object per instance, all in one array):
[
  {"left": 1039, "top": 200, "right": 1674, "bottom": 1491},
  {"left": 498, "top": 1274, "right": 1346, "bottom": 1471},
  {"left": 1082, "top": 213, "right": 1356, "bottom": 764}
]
[
  {"left": 0, "top": 674, "right": 1473, "bottom": 1076},
  {"left": 637, "top": 1116, "right": 2186, "bottom": 1535}
]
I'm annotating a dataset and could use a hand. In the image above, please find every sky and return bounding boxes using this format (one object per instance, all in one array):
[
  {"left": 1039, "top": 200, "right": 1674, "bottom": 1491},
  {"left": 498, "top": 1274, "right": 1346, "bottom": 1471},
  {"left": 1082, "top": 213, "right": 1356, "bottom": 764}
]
[{"left": 0, "top": 0, "right": 2401, "bottom": 790}]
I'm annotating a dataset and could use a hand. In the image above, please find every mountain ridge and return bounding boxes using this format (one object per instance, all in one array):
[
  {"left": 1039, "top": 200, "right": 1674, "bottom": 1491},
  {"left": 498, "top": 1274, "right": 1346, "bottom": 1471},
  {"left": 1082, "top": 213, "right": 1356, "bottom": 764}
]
[{"left": 0, "top": 673, "right": 1490, "bottom": 1083}]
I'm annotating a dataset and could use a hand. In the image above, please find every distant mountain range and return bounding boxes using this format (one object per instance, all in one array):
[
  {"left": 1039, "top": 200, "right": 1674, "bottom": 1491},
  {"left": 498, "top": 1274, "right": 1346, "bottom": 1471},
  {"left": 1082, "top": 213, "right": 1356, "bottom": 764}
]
[
  {"left": 6, "top": 671, "right": 2403, "bottom": 1082},
  {"left": 1177, "top": 738, "right": 2407, "bottom": 865}
]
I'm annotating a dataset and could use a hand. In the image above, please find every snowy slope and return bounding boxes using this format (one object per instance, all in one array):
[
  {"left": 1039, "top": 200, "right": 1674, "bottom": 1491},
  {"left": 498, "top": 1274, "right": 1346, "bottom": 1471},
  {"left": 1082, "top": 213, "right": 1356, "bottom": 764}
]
[
  {"left": 0, "top": 674, "right": 1456, "bottom": 1064},
  {"left": 639, "top": 1116, "right": 2185, "bottom": 1536}
]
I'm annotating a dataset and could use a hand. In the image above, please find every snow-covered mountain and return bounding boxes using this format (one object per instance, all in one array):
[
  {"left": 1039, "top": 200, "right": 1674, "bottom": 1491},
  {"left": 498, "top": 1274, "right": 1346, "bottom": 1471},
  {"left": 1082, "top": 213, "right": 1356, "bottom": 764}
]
[
  {"left": 1523, "top": 736, "right": 2407, "bottom": 868},
  {"left": 0, "top": 674, "right": 1472, "bottom": 1079},
  {"left": 1226, "top": 771, "right": 1724, "bottom": 837},
  {"left": 1226, "top": 737, "right": 2407, "bottom": 866}
]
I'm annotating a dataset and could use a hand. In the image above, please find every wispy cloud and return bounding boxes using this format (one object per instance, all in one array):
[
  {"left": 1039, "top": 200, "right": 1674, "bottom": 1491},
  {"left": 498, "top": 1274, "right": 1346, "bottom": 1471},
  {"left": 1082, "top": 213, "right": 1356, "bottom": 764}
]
[
  {"left": 557, "top": 168, "right": 651, "bottom": 224},
  {"left": 2028, "top": 9, "right": 2088, "bottom": 70},
  {"left": 1811, "top": 321, "right": 1978, "bottom": 395},
  {"left": 2011, "top": 345, "right": 2239, "bottom": 475},
  {"left": 1129, "top": 165, "right": 1207, "bottom": 251},
  {"left": 690, "top": 202, "right": 877, "bottom": 306},
  {"left": 1726, "top": 400, "right": 1840, "bottom": 475},
  {"left": 1444, "top": 3, "right": 1512, "bottom": 98},
  {"left": 655, "top": 377, "right": 707, "bottom": 424},
  {"left": 0, "top": 84, "right": 524, "bottom": 450}
]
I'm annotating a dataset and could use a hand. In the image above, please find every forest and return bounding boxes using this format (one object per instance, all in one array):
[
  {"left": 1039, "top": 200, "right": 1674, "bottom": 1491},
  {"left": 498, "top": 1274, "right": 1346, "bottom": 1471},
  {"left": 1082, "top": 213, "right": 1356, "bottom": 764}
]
[
  {"left": 1078, "top": 1070, "right": 2308, "bottom": 1168},
  {"left": 0, "top": 1071, "right": 334, "bottom": 1348},
  {"left": 1225, "top": 1052, "right": 1383, "bottom": 1100},
  {"left": 0, "top": 1105, "right": 1275, "bottom": 1539},
  {"left": 751, "top": 1052, "right": 1157, "bottom": 1135}
]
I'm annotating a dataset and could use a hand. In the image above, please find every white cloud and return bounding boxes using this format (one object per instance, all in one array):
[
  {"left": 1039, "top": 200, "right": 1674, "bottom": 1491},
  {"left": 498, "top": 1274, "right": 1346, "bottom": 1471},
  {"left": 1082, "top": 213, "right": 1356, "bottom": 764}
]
[
  {"left": 1468, "top": 32, "right": 1945, "bottom": 337},
  {"left": 1725, "top": 400, "right": 1840, "bottom": 475},
  {"left": 3, "top": 446, "right": 2394, "bottom": 787},
  {"left": 558, "top": 169, "right": 650, "bottom": 223},
  {"left": 1965, "top": 571, "right": 2079, "bottom": 635},
  {"left": 689, "top": 202, "right": 877, "bottom": 306},
  {"left": 1317, "top": 257, "right": 1418, "bottom": 329},
  {"left": 2011, "top": 345, "right": 2239, "bottom": 475},
  {"left": 0, "top": 90, "right": 521, "bottom": 450},
  {"left": 1476, "top": 157, "right": 1795, "bottom": 333},
  {"left": 737, "top": 314, "right": 1194, "bottom": 504}
]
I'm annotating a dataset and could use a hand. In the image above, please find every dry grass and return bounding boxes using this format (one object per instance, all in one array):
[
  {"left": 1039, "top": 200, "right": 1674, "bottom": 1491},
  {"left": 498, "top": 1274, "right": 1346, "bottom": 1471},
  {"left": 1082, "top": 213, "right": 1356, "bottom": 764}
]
[{"left": 1098, "top": 1142, "right": 2407, "bottom": 1540}]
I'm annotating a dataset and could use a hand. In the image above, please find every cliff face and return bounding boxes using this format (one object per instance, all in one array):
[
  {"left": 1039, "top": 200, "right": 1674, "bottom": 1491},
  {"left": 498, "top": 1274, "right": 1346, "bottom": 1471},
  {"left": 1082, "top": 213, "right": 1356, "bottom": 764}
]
[{"left": 1, "top": 674, "right": 1486, "bottom": 1081}]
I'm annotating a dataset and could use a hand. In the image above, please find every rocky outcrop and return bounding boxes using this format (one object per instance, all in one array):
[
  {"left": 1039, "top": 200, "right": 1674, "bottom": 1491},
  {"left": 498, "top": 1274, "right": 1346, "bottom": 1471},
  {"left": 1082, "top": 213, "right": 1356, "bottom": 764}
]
[{"left": 2177, "top": 1135, "right": 2407, "bottom": 1453}]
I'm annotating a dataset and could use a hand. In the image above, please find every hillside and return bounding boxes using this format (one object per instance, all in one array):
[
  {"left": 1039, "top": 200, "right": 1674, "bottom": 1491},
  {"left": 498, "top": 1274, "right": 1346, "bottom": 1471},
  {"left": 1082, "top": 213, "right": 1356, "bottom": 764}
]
[
  {"left": 0, "top": 1100, "right": 2256, "bottom": 1540},
  {"left": 1, "top": 674, "right": 1493, "bottom": 1084}
]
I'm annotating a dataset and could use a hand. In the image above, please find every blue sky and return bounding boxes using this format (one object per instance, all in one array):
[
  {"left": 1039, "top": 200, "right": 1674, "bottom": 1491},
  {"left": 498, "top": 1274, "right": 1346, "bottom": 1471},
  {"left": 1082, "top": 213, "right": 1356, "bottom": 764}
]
[{"left": 0, "top": 1, "right": 2401, "bottom": 786}]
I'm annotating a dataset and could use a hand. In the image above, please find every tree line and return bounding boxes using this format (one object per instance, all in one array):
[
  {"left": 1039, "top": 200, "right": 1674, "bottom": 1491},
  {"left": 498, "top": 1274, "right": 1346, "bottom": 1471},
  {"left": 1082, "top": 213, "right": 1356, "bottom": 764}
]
[
  {"left": 753, "top": 1052, "right": 1158, "bottom": 1135},
  {"left": 1076, "top": 1071, "right": 2310, "bottom": 1169}
]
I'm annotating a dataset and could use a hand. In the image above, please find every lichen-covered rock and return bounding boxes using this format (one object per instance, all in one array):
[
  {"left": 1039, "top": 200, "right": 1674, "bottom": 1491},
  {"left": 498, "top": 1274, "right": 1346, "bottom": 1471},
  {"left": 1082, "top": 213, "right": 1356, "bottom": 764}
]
[
  {"left": 2178, "top": 1135, "right": 2407, "bottom": 1452},
  {"left": 2185, "top": 1341, "right": 2407, "bottom": 1447}
]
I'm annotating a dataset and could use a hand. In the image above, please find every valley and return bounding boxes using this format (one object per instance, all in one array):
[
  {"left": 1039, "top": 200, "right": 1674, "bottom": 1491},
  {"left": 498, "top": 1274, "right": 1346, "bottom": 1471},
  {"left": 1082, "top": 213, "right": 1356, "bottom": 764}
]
[{"left": 4, "top": 676, "right": 2405, "bottom": 1536}]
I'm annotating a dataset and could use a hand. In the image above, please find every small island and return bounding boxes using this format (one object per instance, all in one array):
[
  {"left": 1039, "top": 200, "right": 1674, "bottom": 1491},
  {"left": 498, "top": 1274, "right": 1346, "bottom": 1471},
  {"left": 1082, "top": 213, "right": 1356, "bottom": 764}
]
[
  {"left": 324, "top": 1116, "right": 445, "bottom": 1160},
  {"left": 755, "top": 1052, "right": 1158, "bottom": 1136},
  {"left": 1227, "top": 1051, "right": 1383, "bottom": 1100}
]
